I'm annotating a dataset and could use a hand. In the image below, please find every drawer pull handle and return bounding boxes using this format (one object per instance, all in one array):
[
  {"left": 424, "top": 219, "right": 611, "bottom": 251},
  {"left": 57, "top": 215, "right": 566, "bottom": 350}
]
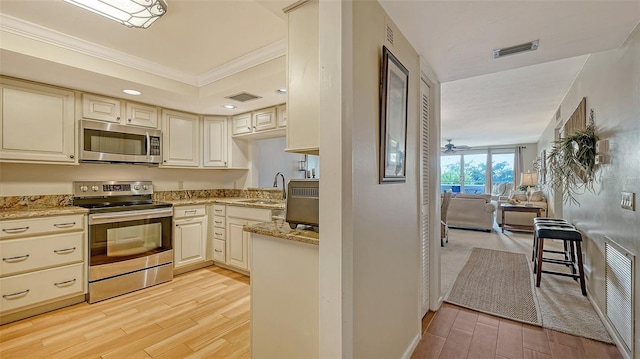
[
  {"left": 3, "top": 289, "right": 29, "bottom": 299},
  {"left": 184, "top": 210, "right": 197, "bottom": 215},
  {"left": 54, "top": 279, "right": 77, "bottom": 287},
  {"left": 215, "top": 232, "right": 223, "bottom": 236},
  {"left": 54, "top": 247, "right": 76, "bottom": 254},
  {"left": 215, "top": 209, "right": 223, "bottom": 212},
  {"left": 215, "top": 221, "right": 222, "bottom": 224},
  {"left": 54, "top": 222, "right": 76, "bottom": 228},
  {"left": 2, "top": 227, "right": 29, "bottom": 234},
  {"left": 2, "top": 254, "right": 29, "bottom": 262},
  {"left": 214, "top": 249, "right": 222, "bottom": 253}
]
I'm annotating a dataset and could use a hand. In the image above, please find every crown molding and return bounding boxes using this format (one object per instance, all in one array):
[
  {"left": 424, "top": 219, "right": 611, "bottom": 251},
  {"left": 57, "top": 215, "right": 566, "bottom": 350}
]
[
  {"left": 0, "top": 14, "right": 287, "bottom": 88},
  {"left": 197, "top": 39, "right": 286, "bottom": 87},
  {"left": 0, "top": 14, "right": 198, "bottom": 85}
]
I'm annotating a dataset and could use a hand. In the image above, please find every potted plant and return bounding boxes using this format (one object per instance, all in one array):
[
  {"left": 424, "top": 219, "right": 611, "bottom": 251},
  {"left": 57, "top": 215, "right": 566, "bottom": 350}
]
[{"left": 546, "top": 122, "right": 599, "bottom": 205}]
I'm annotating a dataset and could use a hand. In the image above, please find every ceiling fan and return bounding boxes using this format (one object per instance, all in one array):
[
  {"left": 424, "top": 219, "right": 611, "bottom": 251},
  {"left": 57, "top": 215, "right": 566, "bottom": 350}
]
[{"left": 442, "top": 139, "right": 471, "bottom": 154}]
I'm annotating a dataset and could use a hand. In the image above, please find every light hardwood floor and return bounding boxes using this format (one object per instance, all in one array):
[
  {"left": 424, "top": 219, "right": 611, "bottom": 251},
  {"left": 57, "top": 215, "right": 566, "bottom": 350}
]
[
  {"left": 413, "top": 301, "right": 623, "bottom": 359},
  {"left": 0, "top": 266, "right": 250, "bottom": 359}
]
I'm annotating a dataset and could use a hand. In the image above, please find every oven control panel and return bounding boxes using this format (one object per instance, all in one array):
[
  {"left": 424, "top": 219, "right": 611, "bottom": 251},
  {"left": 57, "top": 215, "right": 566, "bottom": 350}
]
[{"left": 73, "top": 181, "right": 153, "bottom": 197}]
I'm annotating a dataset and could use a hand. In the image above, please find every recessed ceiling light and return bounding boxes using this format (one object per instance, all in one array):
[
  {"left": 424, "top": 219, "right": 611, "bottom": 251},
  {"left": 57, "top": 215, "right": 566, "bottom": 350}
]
[
  {"left": 123, "top": 89, "right": 142, "bottom": 95},
  {"left": 275, "top": 88, "right": 287, "bottom": 94},
  {"left": 222, "top": 105, "right": 237, "bottom": 109}
]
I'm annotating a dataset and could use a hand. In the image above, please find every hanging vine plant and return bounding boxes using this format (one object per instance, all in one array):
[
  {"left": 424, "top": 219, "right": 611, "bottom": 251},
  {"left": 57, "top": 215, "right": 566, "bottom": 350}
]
[{"left": 547, "top": 121, "right": 599, "bottom": 205}]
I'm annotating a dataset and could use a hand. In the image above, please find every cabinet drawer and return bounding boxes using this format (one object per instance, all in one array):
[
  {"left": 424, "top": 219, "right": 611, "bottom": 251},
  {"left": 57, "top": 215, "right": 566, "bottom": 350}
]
[
  {"left": 213, "top": 239, "right": 226, "bottom": 262},
  {"left": 0, "top": 263, "right": 84, "bottom": 313},
  {"left": 212, "top": 225, "right": 225, "bottom": 240},
  {"left": 213, "top": 216, "right": 226, "bottom": 229},
  {"left": 212, "top": 204, "right": 226, "bottom": 216},
  {"left": 0, "top": 215, "right": 84, "bottom": 240},
  {"left": 174, "top": 205, "right": 206, "bottom": 218},
  {"left": 0, "top": 232, "right": 84, "bottom": 277}
]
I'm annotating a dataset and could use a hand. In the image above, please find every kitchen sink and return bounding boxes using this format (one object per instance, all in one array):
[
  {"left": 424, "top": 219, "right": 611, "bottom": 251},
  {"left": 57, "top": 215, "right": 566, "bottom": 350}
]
[{"left": 237, "top": 199, "right": 281, "bottom": 205}]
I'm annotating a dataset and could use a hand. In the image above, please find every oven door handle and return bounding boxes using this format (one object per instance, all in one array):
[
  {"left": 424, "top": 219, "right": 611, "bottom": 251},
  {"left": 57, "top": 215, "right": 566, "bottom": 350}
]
[{"left": 89, "top": 208, "right": 173, "bottom": 224}]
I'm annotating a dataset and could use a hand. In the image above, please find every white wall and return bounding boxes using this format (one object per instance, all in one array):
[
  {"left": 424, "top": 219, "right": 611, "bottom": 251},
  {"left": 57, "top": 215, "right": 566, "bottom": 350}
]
[
  {"left": 319, "top": 1, "right": 427, "bottom": 357},
  {"left": 537, "top": 24, "right": 640, "bottom": 357},
  {"left": 0, "top": 162, "right": 249, "bottom": 195},
  {"left": 252, "top": 137, "right": 308, "bottom": 189}
]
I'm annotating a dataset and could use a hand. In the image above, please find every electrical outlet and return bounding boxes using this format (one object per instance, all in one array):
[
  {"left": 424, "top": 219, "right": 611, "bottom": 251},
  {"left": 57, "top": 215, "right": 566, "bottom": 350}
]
[{"left": 621, "top": 191, "right": 635, "bottom": 211}]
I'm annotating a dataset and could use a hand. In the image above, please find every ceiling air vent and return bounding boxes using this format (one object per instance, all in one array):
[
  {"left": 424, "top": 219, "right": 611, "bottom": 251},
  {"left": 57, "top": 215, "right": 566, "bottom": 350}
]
[
  {"left": 225, "top": 92, "right": 262, "bottom": 102},
  {"left": 493, "top": 40, "right": 539, "bottom": 59}
]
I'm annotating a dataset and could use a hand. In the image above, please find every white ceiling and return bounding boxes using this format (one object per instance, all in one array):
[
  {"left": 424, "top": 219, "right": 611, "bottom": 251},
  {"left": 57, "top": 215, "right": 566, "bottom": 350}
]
[
  {"left": 1, "top": 0, "right": 639, "bottom": 148},
  {"left": 380, "top": 0, "right": 640, "bottom": 148}
]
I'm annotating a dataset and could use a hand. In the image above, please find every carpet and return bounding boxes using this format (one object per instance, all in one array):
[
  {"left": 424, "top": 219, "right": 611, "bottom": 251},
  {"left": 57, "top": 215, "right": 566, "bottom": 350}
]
[
  {"left": 445, "top": 247, "right": 542, "bottom": 326},
  {"left": 441, "top": 228, "right": 614, "bottom": 343}
]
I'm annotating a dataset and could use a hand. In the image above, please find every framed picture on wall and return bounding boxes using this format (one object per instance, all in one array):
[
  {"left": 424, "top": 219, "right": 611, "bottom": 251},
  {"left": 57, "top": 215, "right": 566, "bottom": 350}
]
[{"left": 379, "top": 46, "right": 409, "bottom": 183}]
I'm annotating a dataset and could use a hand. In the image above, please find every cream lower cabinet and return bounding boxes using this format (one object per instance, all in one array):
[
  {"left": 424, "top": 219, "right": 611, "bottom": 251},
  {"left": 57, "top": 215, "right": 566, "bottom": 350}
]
[
  {"left": 173, "top": 205, "right": 207, "bottom": 269},
  {"left": 0, "top": 77, "right": 76, "bottom": 164},
  {"left": 216, "top": 205, "right": 273, "bottom": 273},
  {"left": 226, "top": 217, "right": 253, "bottom": 271},
  {"left": 0, "top": 214, "right": 86, "bottom": 324}
]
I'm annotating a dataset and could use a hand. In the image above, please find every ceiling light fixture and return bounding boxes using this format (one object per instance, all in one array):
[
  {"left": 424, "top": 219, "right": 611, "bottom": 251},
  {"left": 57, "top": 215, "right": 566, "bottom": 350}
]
[
  {"left": 222, "top": 105, "right": 237, "bottom": 109},
  {"left": 275, "top": 88, "right": 287, "bottom": 94},
  {"left": 123, "top": 89, "right": 142, "bottom": 95},
  {"left": 64, "top": 0, "right": 168, "bottom": 29},
  {"left": 493, "top": 40, "right": 539, "bottom": 59}
]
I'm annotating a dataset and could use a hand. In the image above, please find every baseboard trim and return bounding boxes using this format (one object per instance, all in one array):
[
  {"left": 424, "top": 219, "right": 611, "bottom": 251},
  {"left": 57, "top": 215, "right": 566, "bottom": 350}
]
[
  {"left": 401, "top": 333, "right": 421, "bottom": 359},
  {"left": 586, "top": 287, "right": 631, "bottom": 359}
]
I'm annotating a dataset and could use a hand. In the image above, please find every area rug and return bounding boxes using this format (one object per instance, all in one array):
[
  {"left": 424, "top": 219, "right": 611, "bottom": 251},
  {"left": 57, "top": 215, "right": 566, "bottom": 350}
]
[{"left": 445, "top": 247, "right": 542, "bottom": 326}]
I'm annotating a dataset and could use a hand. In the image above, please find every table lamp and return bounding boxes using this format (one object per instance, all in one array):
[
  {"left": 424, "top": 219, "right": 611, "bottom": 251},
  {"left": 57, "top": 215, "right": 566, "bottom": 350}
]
[{"left": 520, "top": 172, "right": 538, "bottom": 206}]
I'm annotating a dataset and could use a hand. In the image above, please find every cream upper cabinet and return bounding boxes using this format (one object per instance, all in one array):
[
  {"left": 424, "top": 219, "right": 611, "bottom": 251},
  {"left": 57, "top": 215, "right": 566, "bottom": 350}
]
[
  {"left": 232, "top": 112, "right": 252, "bottom": 135},
  {"left": 231, "top": 105, "right": 285, "bottom": 138},
  {"left": 277, "top": 104, "right": 287, "bottom": 128},
  {"left": 125, "top": 102, "right": 158, "bottom": 128},
  {"left": 82, "top": 94, "right": 121, "bottom": 123},
  {"left": 252, "top": 107, "right": 277, "bottom": 132},
  {"left": 161, "top": 109, "right": 200, "bottom": 167},
  {"left": 0, "top": 78, "right": 76, "bottom": 164},
  {"left": 82, "top": 94, "right": 158, "bottom": 129},
  {"left": 203, "top": 116, "right": 228, "bottom": 167},
  {"left": 285, "top": 0, "right": 319, "bottom": 155}
]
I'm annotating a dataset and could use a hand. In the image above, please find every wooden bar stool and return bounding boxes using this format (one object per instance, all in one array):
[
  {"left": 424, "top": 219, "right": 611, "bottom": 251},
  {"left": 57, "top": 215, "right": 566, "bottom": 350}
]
[{"left": 534, "top": 225, "right": 586, "bottom": 296}]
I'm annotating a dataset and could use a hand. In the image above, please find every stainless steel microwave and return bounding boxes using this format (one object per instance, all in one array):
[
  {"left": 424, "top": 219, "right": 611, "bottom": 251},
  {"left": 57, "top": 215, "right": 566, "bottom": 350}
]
[{"left": 80, "top": 119, "right": 162, "bottom": 165}]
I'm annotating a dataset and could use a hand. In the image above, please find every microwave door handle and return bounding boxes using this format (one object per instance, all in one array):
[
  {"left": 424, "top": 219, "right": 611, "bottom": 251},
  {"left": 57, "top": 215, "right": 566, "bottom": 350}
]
[{"left": 145, "top": 132, "right": 150, "bottom": 158}]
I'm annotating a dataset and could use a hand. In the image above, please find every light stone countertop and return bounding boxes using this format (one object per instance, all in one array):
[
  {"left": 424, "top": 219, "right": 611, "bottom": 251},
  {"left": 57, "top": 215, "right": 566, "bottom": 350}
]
[
  {"left": 0, "top": 197, "right": 284, "bottom": 220},
  {"left": 0, "top": 206, "right": 89, "bottom": 220},
  {"left": 243, "top": 219, "right": 319, "bottom": 246}
]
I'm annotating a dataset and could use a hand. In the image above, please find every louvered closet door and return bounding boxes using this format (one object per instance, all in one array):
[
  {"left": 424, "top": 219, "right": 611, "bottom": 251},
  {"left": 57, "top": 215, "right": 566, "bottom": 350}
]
[{"left": 420, "top": 79, "right": 430, "bottom": 316}]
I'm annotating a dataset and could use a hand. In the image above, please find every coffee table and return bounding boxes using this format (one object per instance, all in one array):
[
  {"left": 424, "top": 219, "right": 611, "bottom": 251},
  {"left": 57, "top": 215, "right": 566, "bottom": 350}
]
[{"left": 500, "top": 204, "right": 544, "bottom": 233}]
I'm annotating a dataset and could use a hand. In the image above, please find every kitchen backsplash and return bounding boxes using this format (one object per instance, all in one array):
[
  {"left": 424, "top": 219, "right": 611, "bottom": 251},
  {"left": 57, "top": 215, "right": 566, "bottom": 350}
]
[{"left": 0, "top": 188, "right": 283, "bottom": 210}]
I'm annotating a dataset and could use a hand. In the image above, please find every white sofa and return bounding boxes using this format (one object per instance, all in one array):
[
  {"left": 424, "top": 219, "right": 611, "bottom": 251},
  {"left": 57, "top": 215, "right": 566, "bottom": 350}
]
[
  {"left": 447, "top": 194, "right": 496, "bottom": 232},
  {"left": 493, "top": 190, "right": 548, "bottom": 229}
]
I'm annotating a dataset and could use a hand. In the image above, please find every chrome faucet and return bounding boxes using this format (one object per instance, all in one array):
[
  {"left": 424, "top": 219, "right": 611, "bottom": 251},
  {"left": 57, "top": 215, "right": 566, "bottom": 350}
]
[{"left": 273, "top": 172, "right": 286, "bottom": 200}]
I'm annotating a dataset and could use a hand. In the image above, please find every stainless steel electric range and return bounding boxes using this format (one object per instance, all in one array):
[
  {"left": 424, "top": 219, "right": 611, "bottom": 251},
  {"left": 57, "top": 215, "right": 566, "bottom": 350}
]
[{"left": 73, "top": 181, "right": 173, "bottom": 303}]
